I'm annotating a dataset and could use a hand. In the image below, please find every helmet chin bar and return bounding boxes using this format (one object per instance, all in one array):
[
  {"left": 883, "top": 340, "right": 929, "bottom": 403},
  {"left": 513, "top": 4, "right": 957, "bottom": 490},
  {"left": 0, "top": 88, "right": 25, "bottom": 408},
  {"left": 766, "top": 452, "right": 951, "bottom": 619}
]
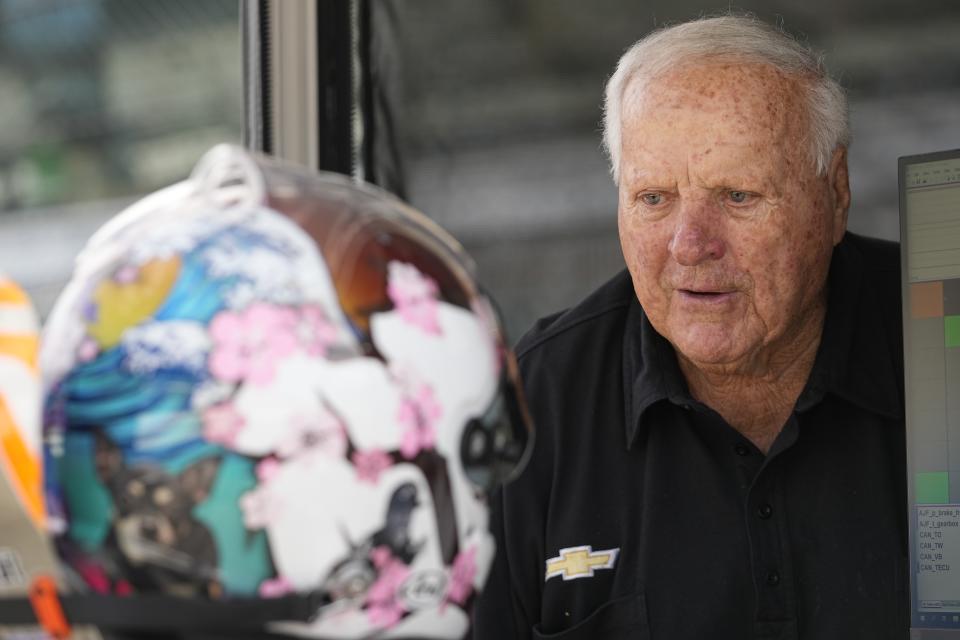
[
  {"left": 460, "top": 372, "right": 533, "bottom": 492},
  {"left": 0, "top": 588, "right": 468, "bottom": 639}
]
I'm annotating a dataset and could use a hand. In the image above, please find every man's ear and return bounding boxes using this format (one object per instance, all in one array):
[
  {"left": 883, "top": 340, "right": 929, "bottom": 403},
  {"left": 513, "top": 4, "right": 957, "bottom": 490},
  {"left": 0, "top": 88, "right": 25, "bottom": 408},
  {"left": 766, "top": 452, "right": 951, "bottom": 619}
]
[
  {"left": 827, "top": 146, "right": 851, "bottom": 245},
  {"left": 178, "top": 457, "right": 222, "bottom": 505}
]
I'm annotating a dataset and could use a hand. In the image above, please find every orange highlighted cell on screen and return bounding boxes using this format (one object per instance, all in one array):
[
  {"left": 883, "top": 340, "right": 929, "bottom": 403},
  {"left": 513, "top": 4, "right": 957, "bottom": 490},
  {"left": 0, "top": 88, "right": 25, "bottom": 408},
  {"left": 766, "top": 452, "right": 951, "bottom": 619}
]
[{"left": 912, "top": 281, "right": 944, "bottom": 318}]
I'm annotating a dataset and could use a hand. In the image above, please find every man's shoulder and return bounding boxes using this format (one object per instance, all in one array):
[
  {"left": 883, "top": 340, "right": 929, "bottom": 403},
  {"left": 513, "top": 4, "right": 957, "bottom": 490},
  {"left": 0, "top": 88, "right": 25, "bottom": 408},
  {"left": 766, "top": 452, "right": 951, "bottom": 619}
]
[
  {"left": 844, "top": 232, "right": 899, "bottom": 274},
  {"left": 841, "top": 232, "right": 901, "bottom": 304},
  {"left": 515, "top": 269, "right": 635, "bottom": 362}
]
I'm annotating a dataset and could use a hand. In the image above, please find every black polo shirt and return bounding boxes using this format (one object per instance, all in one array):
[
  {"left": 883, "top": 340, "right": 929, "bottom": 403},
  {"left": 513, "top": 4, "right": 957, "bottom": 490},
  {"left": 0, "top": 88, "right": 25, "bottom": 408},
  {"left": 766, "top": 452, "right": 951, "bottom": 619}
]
[{"left": 474, "top": 232, "right": 908, "bottom": 640}]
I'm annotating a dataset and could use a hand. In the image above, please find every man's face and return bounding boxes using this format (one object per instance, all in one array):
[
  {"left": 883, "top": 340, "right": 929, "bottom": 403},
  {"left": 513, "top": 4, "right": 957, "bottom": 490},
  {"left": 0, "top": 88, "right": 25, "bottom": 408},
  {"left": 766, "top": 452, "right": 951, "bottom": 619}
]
[{"left": 617, "top": 61, "right": 849, "bottom": 372}]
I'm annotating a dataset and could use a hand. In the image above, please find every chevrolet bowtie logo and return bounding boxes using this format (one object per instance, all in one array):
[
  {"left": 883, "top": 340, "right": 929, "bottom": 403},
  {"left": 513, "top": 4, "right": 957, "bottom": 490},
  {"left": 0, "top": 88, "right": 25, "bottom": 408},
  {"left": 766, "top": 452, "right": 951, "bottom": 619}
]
[{"left": 545, "top": 545, "right": 619, "bottom": 582}]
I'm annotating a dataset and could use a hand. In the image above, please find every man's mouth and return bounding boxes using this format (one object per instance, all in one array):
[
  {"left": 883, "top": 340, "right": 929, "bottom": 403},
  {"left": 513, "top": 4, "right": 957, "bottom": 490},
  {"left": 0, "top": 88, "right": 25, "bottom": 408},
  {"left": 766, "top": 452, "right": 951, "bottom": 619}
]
[{"left": 677, "top": 288, "right": 736, "bottom": 302}]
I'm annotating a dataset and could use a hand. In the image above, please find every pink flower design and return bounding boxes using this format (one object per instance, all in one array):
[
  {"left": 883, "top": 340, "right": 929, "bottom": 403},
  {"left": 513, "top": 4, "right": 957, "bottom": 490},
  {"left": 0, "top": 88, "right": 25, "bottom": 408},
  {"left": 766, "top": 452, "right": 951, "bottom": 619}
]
[
  {"left": 77, "top": 336, "right": 99, "bottom": 363},
  {"left": 399, "top": 422, "right": 436, "bottom": 460},
  {"left": 365, "top": 546, "right": 411, "bottom": 629},
  {"left": 202, "top": 402, "right": 245, "bottom": 447},
  {"left": 297, "top": 305, "right": 340, "bottom": 355},
  {"left": 275, "top": 407, "right": 347, "bottom": 460},
  {"left": 208, "top": 303, "right": 299, "bottom": 386},
  {"left": 396, "top": 384, "right": 441, "bottom": 459},
  {"left": 386, "top": 261, "right": 442, "bottom": 335},
  {"left": 445, "top": 546, "right": 478, "bottom": 606},
  {"left": 240, "top": 487, "right": 280, "bottom": 529},
  {"left": 352, "top": 448, "right": 393, "bottom": 484},
  {"left": 369, "top": 546, "right": 393, "bottom": 569},
  {"left": 367, "top": 599, "right": 406, "bottom": 628},
  {"left": 256, "top": 457, "right": 282, "bottom": 482},
  {"left": 75, "top": 558, "right": 111, "bottom": 594},
  {"left": 113, "top": 264, "right": 139, "bottom": 284},
  {"left": 259, "top": 576, "right": 295, "bottom": 598}
]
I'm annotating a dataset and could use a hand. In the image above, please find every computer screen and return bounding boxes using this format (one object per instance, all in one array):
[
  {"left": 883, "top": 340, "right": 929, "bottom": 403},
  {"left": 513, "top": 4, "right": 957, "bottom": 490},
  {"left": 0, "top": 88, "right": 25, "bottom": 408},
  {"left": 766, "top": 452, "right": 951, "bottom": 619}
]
[{"left": 900, "top": 148, "right": 960, "bottom": 635}]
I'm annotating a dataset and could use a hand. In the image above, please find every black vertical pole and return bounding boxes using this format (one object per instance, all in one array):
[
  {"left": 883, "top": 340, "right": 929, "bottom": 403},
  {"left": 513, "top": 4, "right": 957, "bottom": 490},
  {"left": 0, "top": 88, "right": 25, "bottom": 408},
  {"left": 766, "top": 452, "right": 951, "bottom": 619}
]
[
  {"left": 316, "top": 0, "right": 357, "bottom": 177},
  {"left": 240, "top": 0, "right": 272, "bottom": 154}
]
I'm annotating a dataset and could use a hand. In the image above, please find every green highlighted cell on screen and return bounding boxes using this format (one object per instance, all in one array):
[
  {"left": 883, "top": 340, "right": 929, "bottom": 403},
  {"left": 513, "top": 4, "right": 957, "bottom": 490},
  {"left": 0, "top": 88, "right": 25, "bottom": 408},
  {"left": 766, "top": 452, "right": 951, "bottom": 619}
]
[
  {"left": 946, "top": 316, "right": 960, "bottom": 347},
  {"left": 916, "top": 472, "right": 950, "bottom": 504}
]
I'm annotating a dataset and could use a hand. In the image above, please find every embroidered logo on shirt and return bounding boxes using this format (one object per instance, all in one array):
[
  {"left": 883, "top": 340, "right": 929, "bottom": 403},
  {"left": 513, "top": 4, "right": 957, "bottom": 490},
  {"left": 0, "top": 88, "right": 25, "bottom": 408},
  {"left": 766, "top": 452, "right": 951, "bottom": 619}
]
[{"left": 545, "top": 545, "right": 619, "bottom": 582}]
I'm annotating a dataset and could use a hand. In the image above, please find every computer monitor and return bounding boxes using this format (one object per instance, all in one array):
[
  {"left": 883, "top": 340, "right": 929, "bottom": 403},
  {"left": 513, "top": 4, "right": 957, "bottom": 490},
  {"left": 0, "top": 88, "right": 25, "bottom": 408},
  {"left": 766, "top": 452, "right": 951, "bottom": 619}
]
[{"left": 900, "top": 148, "right": 960, "bottom": 637}]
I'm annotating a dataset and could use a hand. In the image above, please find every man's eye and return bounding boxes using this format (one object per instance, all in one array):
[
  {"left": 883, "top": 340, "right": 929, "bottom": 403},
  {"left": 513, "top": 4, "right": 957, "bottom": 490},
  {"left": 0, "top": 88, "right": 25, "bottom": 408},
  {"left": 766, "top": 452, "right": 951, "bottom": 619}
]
[
  {"left": 640, "top": 193, "right": 663, "bottom": 206},
  {"left": 728, "top": 190, "right": 751, "bottom": 204}
]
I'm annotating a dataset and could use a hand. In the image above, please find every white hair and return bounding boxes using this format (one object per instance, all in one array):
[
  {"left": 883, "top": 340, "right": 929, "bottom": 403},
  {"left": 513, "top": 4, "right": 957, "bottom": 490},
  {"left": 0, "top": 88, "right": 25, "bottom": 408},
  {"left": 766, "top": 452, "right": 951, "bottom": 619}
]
[{"left": 602, "top": 15, "right": 849, "bottom": 183}]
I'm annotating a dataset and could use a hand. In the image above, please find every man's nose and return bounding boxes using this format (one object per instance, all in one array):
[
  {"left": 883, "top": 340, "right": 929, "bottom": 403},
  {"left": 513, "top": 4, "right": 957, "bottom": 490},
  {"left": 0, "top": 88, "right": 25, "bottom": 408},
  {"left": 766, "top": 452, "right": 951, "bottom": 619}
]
[{"left": 667, "top": 204, "right": 726, "bottom": 265}]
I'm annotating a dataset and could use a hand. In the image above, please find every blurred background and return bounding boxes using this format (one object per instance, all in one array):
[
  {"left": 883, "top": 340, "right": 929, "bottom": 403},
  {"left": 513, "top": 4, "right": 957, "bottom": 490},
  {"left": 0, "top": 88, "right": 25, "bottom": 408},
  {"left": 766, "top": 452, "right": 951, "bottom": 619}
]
[{"left": 1, "top": 0, "right": 959, "bottom": 341}]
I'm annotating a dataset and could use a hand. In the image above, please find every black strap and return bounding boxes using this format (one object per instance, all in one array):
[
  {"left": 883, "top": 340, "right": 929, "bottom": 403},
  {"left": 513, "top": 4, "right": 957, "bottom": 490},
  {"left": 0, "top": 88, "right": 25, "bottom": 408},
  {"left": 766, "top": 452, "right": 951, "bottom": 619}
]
[
  {"left": 0, "top": 596, "right": 35, "bottom": 624},
  {"left": 0, "top": 592, "right": 324, "bottom": 632}
]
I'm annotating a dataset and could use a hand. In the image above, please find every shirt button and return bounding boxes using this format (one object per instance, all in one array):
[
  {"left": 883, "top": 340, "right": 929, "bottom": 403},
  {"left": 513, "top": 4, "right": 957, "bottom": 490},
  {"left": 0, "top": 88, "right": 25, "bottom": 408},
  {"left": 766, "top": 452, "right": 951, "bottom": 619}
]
[
  {"left": 734, "top": 443, "right": 750, "bottom": 456},
  {"left": 758, "top": 503, "right": 773, "bottom": 519},
  {"left": 766, "top": 570, "right": 781, "bottom": 586}
]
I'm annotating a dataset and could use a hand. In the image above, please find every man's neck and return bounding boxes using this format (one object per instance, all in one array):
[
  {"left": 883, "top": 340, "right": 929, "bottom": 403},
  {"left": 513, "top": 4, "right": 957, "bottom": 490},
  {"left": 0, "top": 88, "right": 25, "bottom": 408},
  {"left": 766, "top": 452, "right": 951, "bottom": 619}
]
[{"left": 676, "top": 303, "right": 827, "bottom": 454}]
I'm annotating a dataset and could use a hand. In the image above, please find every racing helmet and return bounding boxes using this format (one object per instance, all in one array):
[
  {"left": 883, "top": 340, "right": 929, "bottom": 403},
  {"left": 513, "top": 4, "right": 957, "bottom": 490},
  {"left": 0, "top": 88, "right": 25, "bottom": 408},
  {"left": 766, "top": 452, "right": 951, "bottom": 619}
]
[{"left": 36, "top": 145, "right": 532, "bottom": 639}]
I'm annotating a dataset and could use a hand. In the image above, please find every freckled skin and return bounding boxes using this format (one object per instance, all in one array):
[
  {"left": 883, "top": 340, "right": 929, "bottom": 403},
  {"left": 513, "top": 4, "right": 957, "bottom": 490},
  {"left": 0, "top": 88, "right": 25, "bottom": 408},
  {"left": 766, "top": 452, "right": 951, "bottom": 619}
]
[{"left": 617, "top": 61, "right": 850, "bottom": 447}]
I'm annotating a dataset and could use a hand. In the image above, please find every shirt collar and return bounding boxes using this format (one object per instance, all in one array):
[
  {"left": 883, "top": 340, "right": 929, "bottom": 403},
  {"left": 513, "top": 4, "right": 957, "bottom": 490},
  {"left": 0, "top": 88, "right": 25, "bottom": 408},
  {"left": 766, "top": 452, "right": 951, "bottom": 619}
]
[
  {"left": 622, "top": 299, "right": 688, "bottom": 449},
  {"left": 623, "top": 234, "right": 903, "bottom": 449}
]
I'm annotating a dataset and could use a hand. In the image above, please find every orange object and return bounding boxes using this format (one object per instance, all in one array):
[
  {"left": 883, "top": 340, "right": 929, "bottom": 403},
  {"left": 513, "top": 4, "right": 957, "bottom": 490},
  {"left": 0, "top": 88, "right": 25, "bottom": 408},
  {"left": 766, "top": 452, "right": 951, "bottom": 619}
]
[
  {"left": 0, "top": 393, "right": 44, "bottom": 526},
  {"left": 0, "top": 278, "right": 30, "bottom": 305},
  {"left": 0, "top": 334, "right": 38, "bottom": 371},
  {"left": 0, "top": 276, "right": 43, "bottom": 528},
  {"left": 29, "top": 576, "right": 71, "bottom": 639}
]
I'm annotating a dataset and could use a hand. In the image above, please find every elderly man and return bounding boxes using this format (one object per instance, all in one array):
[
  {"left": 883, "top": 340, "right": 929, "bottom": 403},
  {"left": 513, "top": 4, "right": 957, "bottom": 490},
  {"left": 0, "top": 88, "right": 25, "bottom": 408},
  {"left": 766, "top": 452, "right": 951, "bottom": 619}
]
[{"left": 475, "top": 15, "right": 906, "bottom": 640}]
